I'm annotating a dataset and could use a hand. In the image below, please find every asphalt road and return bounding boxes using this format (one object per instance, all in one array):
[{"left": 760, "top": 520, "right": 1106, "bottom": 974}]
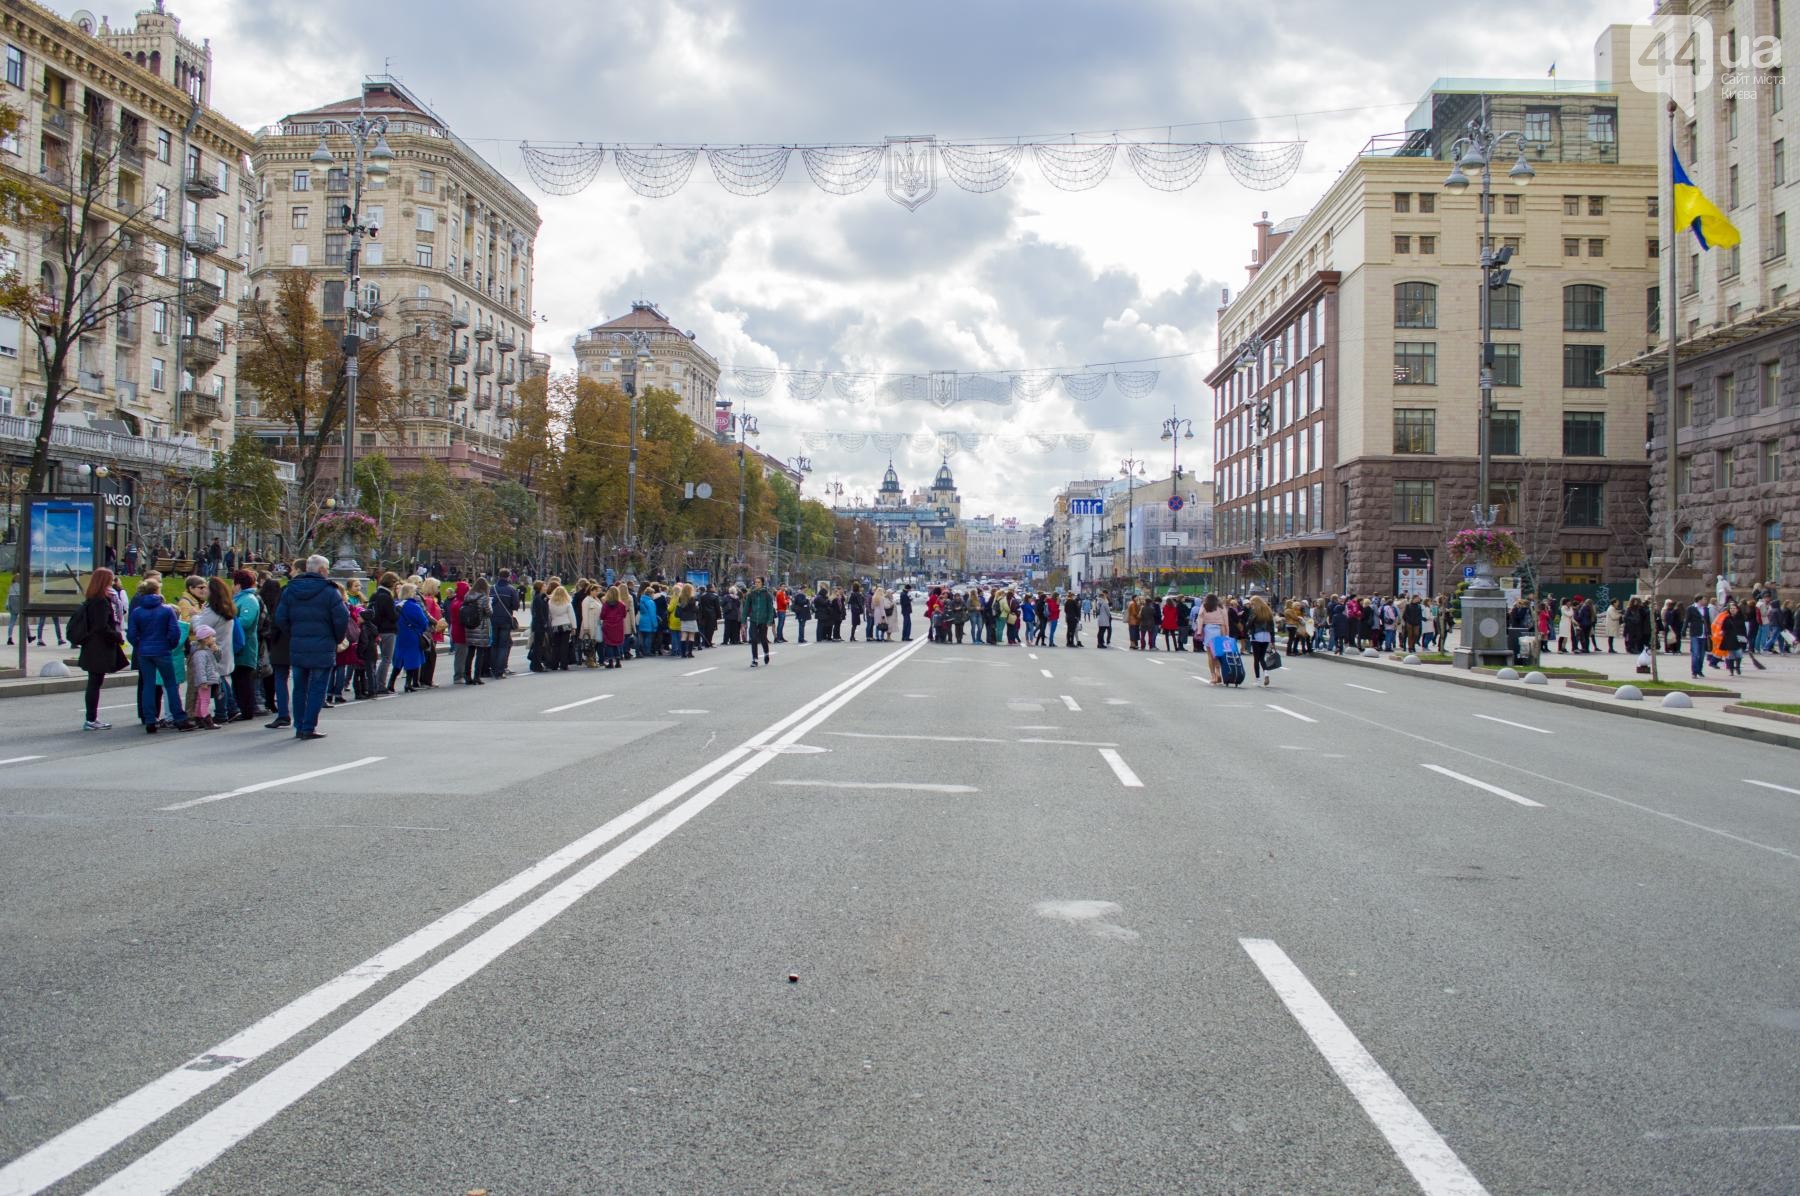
[{"left": 0, "top": 631, "right": 1796, "bottom": 1194}]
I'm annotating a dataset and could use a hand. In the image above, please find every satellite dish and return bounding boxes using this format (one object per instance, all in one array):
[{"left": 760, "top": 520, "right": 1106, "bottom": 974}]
[
  {"left": 72, "top": 9, "right": 96, "bottom": 33},
  {"left": 695, "top": 483, "right": 713, "bottom": 499}
]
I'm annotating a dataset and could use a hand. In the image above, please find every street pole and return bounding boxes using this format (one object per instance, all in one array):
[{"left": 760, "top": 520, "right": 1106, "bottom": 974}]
[
  {"left": 597, "top": 331, "right": 654, "bottom": 555},
  {"left": 1119, "top": 455, "right": 1145, "bottom": 587},
  {"left": 1159, "top": 408, "right": 1193, "bottom": 591},
  {"left": 1664, "top": 98, "right": 1680, "bottom": 565},
  {"left": 733, "top": 409, "right": 758, "bottom": 574}
]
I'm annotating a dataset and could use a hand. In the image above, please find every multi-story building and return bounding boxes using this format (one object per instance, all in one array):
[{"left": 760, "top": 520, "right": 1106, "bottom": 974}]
[
  {"left": 572, "top": 301, "right": 721, "bottom": 437},
  {"left": 1606, "top": 1, "right": 1797, "bottom": 593},
  {"left": 0, "top": 0, "right": 257, "bottom": 555},
  {"left": 1207, "top": 28, "right": 1658, "bottom": 599},
  {"left": 247, "top": 76, "right": 540, "bottom": 484},
  {"left": 962, "top": 514, "right": 1037, "bottom": 576},
  {"left": 851, "top": 458, "right": 962, "bottom": 580}
]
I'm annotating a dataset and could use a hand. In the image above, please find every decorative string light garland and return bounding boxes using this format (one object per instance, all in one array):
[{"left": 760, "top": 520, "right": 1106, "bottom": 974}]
[
  {"left": 724, "top": 354, "right": 1190, "bottom": 408},
  {"left": 518, "top": 135, "right": 1305, "bottom": 207},
  {"left": 792, "top": 429, "right": 1097, "bottom": 456}
]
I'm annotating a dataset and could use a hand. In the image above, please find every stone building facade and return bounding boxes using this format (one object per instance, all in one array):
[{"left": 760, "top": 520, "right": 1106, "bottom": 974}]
[
  {"left": 1208, "top": 30, "right": 1659, "bottom": 599},
  {"left": 573, "top": 302, "right": 720, "bottom": 438},
  {"left": 246, "top": 76, "right": 540, "bottom": 484}
]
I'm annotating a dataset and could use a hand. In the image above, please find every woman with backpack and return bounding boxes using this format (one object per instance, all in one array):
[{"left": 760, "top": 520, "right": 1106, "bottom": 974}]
[
  {"left": 462, "top": 577, "right": 494, "bottom": 684},
  {"left": 72, "top": 567, "right": 128, "bottom": 730}
]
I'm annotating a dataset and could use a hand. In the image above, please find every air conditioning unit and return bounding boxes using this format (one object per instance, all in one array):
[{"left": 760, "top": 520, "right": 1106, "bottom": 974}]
[
  {"left": 154, "top": 332, "right": 169, "bottom": 345},
  {"left": 25, "top": 400, "right": 40, "bottom": 417}
]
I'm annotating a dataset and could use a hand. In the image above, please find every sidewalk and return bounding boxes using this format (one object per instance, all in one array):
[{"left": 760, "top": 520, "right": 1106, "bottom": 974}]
[{"left": 1308, "top": 638, "right": 1800, "bottom": 749}]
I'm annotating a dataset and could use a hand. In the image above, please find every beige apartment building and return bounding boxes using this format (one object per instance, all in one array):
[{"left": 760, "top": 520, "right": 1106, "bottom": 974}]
[
  {"left": 0, "top": 1, "right": 256, "bottom": 554},
  {"left": 247, "top": 76, "right": 540, "bottom": 485},
  {"left": 1607, "top": 0, "right": 1798, "bottom": 593},
  {"left": 572, "top": 301, "right": 721, "bottom": 437},
  {"left": 1207, "top": 29, "right": 1659, "bottom": 599}
]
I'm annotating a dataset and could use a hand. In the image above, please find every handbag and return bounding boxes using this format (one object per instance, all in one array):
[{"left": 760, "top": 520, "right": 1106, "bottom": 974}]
[{"left": 1264, "top": 648, "right": 1283, "bottom": 670}]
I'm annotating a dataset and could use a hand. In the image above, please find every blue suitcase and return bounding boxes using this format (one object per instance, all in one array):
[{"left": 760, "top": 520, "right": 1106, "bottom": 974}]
[{"left": 1217, "top": 645, "right": 1246, "bottom": 687}]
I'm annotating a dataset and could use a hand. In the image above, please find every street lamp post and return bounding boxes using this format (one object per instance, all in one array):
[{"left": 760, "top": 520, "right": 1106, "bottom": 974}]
[
  {"left": 784, "top": 455, "right": 812, "bottom": 583},
  {"left": 1158, "top": 406, "right": 1195, "bottom": 589},
  {"left": 1118, "top": 455, "right": 1146, "bottom": 586},
  {"left": 730, "top": 407, "right": 760, "bottom": 575},
  {"left": 597, "top": 331, "right": 656, "bottom": 552},
  {"left": 1444, "top": 96, "right": 1535, "bottom": 667},
  {"left": 307, "top": 108, "right": 394, "bottom": 577}
]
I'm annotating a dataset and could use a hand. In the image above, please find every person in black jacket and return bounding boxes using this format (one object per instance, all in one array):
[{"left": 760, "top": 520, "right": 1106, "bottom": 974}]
[
  {"left": 793, "top": 589, "right": 812, "bottom": 643},
  {"left": 699, "top": 585, "right": 721, "bottom": 647},
  {"left": 489, "top": 571, "right": 519, "bottom": 678},
  {"left": 721, "top": 587, "right": 742, "bottom": 645},
  {"left": 528, "top": 581, "right": 550, "bottom": 671},
  {"left": 261, "top": 575, "right": 292, "bottom": 728},
  {"left": 369, "top": 572, "right": 400, "bottom": 693},
  {"left": 73, "top": 567, "right": 127, "bottom": 730}
]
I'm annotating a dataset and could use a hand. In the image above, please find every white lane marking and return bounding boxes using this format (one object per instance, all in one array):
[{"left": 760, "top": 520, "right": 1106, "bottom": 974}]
[
  {"left": 1016, "top": 725, "right": 1059, "bottom": 731},
  {"left": 1017, "top": 738, "right": 1119, "bottom": 747},
  {"left": 681, "top": 666, "right": 716, "bottom": 677},
  {"left": 1240, "top": 938, "right": 1491, "bottom": 1196},
  {"left": 1267, "top": 704, "right": 1318, "bottom": 724},
  {"left": 159, "top": 758, "right": 386, "bottom": 812},
  {"left": 0, "top": 755, "right": 45, "bottom": 766},
  {"left": 1345, "top": 683, "right": 1387, "bottom": 694},
  {"left": 1421, "top": 764, "right": 1543, "bottom": 809},
  {"left": 3, "top": 640, "right": 928, "bottom": 1196},
  {"left": 1147, "top": 658, "right": 1165, "bottom": 666},
  {"left": 771, "top": 780, "right": 978, "bottom": 794},
  {"left": 1098, "top": 748, "right": 1144, "bottom": 788},
  {"left": 1040, "top": 668, "right": 1054, "bottom": 679},
  {"left": 1473, "top": 713, "right": 1552, "bottom": 735},
  {"left": 540, "top": 693, "right": 614, "bottom": 714},
  {"left": 667, "top": 709, "right": 709, "bottom": 714},
  {"left": 1745, "top": 779, "right": 1800, "bottom": 797},
  {"left": 1060, "top": 694, "right": 1081, "bottom": 712},
  {"left": 1028, "top": 652, "right": 1038, "bottom": 660},
  {"left": 98, "top": 703, "right": 137, "bottom": 711},
  {"left": 1643, "top": 1124, "right": 1800, "bottom": 1140},
  {"left": 1287, "top": 693, "right": 1800, "bottom": 864},
  {"left": 77, "top": 637, "right": 929, "bottom": 1196},
  {"left": 827, "top": 731, "right": 1007, "bottom": 744}
]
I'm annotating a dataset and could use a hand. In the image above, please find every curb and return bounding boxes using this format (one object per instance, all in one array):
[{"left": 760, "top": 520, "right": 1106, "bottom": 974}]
[
  {"left": 1308, "top": 651, "right": 1800, "bottom": 750},
  {"left": 1725, "top": 703, "right": 1800, "bottom": 726}
]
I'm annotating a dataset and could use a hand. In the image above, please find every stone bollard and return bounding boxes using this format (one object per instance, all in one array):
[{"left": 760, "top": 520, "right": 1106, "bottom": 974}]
[
  {"left": 1661, "top": 691, "right": 1693, "bottom": 709},
  {"left": 38, "top": 660, "right": 71, "bottom": 678},
  {"left": 1613, "top": 684, "right": 1644, "bottom": 701},
  {"left": 1495, "top": 668, "right": 1520, "bottom": 680},
  {"left": 1522, "top": 671, "right": 1548, "bottom": 685},
  {"left": 1403, "top": 654, "right": 1422, "bottom": 665}
]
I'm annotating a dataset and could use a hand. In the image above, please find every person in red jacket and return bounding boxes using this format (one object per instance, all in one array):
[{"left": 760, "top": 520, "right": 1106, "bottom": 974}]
[
  {"left": 1160, "top": 595, "right": 1181, "bottom": 650},
  {"left": 774, "top": 586, "right": 790, "bottom": 642},
  {"left": 447, "top": 579, "right": 470, "bottom": 684},
  {"left": 599, "top": 585, "right": 630, "bottom": 668},
  {"left": 329, "top": 594, "right": 362, "bottom": 707}
]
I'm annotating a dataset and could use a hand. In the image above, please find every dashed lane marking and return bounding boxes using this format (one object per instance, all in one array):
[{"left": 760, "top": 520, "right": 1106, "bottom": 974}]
[
  {"left": 1098, "top": 748, "right": 1144, "bottom": 788},
  {"left": 1421, "top": 763, "right": 1543, "bottom": 809},
  {"left": 1473, "top": 713, "right": 1552, "bottom": 735},
  {"left": 1266, "top": 704, "right": 1318, "bottom": 724},
  {"left": 1060, "top": 695, "right": 1081, "bottom": 712},
  {"left": 541, "top": 693, "right": 615, "bottom": 714},
  {"left": 161, "top": 757, "right": 387, "bottom": 812}
]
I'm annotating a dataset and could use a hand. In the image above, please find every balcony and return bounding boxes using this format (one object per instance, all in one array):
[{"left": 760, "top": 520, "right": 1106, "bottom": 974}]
[
  {"left": 473, "top": 391, "right": 493, "bottom": 411},
  {"left": 499, "top": 367, "right": 515, "bottom": 386},
  {"left": 472, "top": 323, "right": 493, "bottom": 342},
  {"left": 473, "top": 357, "right": 494, "bottom": 376},
  {"left": 181, "top": 333, "right": 222, "bottom": 367},
  {"left": 37, "top": 163, "right": 70, "bottom": 190},
  {"left": 180, "top": 390, "right": 223, "bottom": 422},
  {"left": 449, "top": 308, "right": 470, "bottom": 329},
  {"left": 182, "top": 170, "right": 222, "bottom": 199},
  {"left": 114, "top": 317, "right": 136, "bottom": 342},
  {"left": 180, "top": 224, "right": 223, "bottom": 255},
  {"left": 447, "top": 383, "right": 468, "bottom": 402},
  {"left": 495, "top": 331, "right": 516, "bottom": 352},
  {"left": 78, "top": 369, "right": 104, "bottom": 393},
  {"left": 116, "top": 380, "right": 138, "bottom": 406},
  {"left": 40, "top": 99, "right": 69, "bottom": 136},
  {"left": 117, "top": 138, "right": 146, "bottom": 171},
  {"left": 182, "top": 278, "right": 222, "bottom": 315},
  {"left": 117, "top": 244, "right": 156, "bottom": 275},
  {"left": 447, "top": 347, "right": 469, "bottom": 365}
]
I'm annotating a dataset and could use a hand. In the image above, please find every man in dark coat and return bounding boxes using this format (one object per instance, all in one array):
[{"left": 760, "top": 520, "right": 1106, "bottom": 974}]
[
  {"left": 489, "top": 570, "right": 519, "bottom": 678},
  {"left": 699, "top": 585, "right": 722, "bottom": 647},
  {"left": 529, "top": 581, "right": 550, "bottom": 670},
  {"left": 275, "top": 554, "right": 350, "bottom": 741}
]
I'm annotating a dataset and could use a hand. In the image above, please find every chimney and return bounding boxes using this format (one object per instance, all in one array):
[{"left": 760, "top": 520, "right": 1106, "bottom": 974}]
[
  {"left": 1217, "top": 286, "right": 1233, "bottom": 322},
  {"left": 1247, "top": 210, "right": 1274, "bottom": 280}
]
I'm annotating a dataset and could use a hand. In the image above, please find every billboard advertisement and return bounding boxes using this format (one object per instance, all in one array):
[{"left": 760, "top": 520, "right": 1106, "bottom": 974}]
[{"left": 23, "top": 494, "right": 103, "bottom": 616}]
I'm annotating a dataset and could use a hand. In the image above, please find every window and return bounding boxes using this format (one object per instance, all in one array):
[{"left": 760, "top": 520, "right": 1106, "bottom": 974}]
[
  {"left": 1729, "top": 164, "right": 1740, "bottom": 209},
  {"left": 0, "top": 314, "right": 18, "bottom": 358},
  {"left": 290, "top": 169, "right": 310, "bottom": 192},
  {"left": 322, "top": 280, "right": 344, "bottom": 314},
  {"left": 156, "top": 128, "right": 170, "bottom": 163},
  {"left": 1419, "top": 235, "right": 1437, "bottom": 254},
  {"left": 1720, "top": 372, "right": 1738, "bottom": 418},
  {"left": 1393, "top": 235, "right": 1411, "bottom": 254},
  {"left": 1491, "top": 343, "right": 1522, "bottom": 386},
  {"left": 1763, "top": 358, "right": 1781, "bottom": 407},
  {"left": 1717, "top": 446, "right": 1735, "bottom": 485},
  {"left": 327, "top": 168, "right": 348, "bottom": 192},
  {"left": 1777, "top": 68, "right": 1787, "bottom": 114},
  {"left": 1588, "top": 238, "right": 1606, "bottom": 257},
  {"left": 1491, "top": 283, "right": 1522, "bottom": 329},
  {"left": 364, "top": 205, "right": 383, "bottom": 230},
  {"left": 1564, "top": 284, "right": 1606, "bottom": 331},
  {"left": 1778, "top": 140, "right": 1788, "bottom": 186},
  {"left": 416, "top": 206, "right": 437, "bottom": 232},
  {"left": 1564, "top": 551, "right": 1605, "bottom": 584},
  {"left": 1393, "top": 480, "right": 1436, "bottom": 524},
  {"left": 1677, "top": 455, "right": 1694, "bottom": 495},
  {"left": 1649, "top": 196, "right": 1660, "bottom": 217},
  {"left": 415, "top": 243, "right": 433, "bottom": 268},
  {"left": 4, "top": 44, "right": 22, "bottom": 88},
  {"left": 153, "top": 184, "right": 167, "bottom": 220},
  {"left": 324, "top": 232, "right": 346, "bottom": 266},
  {"left": 1677, "top": 385, "right": 1694, "bottom": 426},
  {"left": 1394, "top": 342, "right": 1436, "bottom": 385},
  {"left": 1761, "top": 439, "right": 1782, "bottom": 483},
  {"left": 1564, "top": 194, "right": 1581, "bottom": 216},
  {"left": 150, "top": 358, "right": 165, "bottom": 391},
  {"left": 1564, "top": 238, "right": 1581, "bottom": 257},
  {"left": 1418, "top": 193, "right": 1435, "bottom": 213},
  {"left": 1393, "top": 408, "right": 1437, "bottom": 454},
  {"left": 1719, "top": 524, "right": 1739, "bottom": 579},
  {"left": 1503, "top": 193, "right": 1521, "bottom": 215},
  {"left": 1488, "top": 481, "right": 1521, "bottom": 525},
  {"left": 1394, "top": 192, "right": 1411, "bottom": 212},
  {"left": 1394, "top": 282, "right": 1436, "bottom": 327},
  {"left": 1588, "top": 195, "right": 1605, "bottom": 216},
  {"left": 364, "top": 241, "right": 384, "bottom": 266},
  {"left": 1648, "top": 285, "right": 1661, "bottom": 334},
  {"left": 290, "top": 206, "right": 308, "bottom": 229},
  {"left": 1764, "top": 521, "right": 1785, "bottom": 582},
  {"left": 1564, "top": 344, "right": 1606, "bottom": 388},
  {"left": 1525, "top": 109, "right": 1553, "bottom": 142},
  {"left": 1489, "top": 410, "right": 1522, "bottom": 455},
  {"left": 1729, "top": 97, "right": 1740, "bottom": 139},
  {"left": 1649, "top": 238, "right": 1661, "bottom": 260},
  {"left": 1564, "top": 483, "right": 1605, "bottom": 527},
  {"left": 1588, "top": 111, "right": 1617, "bottom": 147},
  {"left": 152, "top": 301, "right": 167, "bottom": 334},
  {"left": 418, "top": 169, "right": 436, "bottom": 194},
  {"left": 154, "top": 243, "right": 169, "bottom": 276},
  {"left": 289, "top": 243, "right": 309, "bottom": 266},
  {"left": 1563, "top": 411, "right": 1606, "bottom": 456}
]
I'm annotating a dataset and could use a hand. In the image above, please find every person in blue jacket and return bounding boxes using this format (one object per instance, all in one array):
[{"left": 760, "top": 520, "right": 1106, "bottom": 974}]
[
  {"left": 274, "top": 554, "right": 350, "bottom": 741},
  {"left": 637, "top": 584, "right": 659, "bottom": 659},
  {"left": 393, "top": 582, "right": 431, "bottom": 692},
  {"left": 126, "top": 576, "right": 192, "bottom": 733}
]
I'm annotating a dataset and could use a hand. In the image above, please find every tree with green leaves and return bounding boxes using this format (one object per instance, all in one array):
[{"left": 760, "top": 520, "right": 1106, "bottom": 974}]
[{"left": 202, "top": 436, "right": 284, "bottom": 554}]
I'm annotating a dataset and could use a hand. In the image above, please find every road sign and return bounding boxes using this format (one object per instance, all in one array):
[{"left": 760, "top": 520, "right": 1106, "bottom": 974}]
[
  {"left": 1160, "top": 531, "right": 1189, "bottom": 547},
  {"left": 1167, "top": 494, "right": 1185, "bottom": 513},
  {"left": 1069, "top": 498, "right": 1104, "bottom": 516},
  {"left": 1462, "top": 564, "right": 1477, "bottom": 580},
  {"left": 1023, "top": 553, "right": 1041, "bottom": 564}
]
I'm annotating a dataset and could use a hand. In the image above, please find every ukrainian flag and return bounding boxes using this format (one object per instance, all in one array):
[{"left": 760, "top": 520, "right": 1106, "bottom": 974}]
[{"left": 1672, "top": 146, "right": 1741, "bottom": 250}]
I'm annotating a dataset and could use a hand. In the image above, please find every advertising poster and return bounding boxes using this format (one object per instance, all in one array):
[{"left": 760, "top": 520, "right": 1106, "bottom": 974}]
[{"left": 23, "top": 494, "right": 103, "bottom": 616}]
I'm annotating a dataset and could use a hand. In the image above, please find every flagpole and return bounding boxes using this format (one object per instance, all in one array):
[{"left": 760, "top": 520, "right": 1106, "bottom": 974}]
[{"left": 1665, "top": 99, "right": 1680, "bottom": 564}]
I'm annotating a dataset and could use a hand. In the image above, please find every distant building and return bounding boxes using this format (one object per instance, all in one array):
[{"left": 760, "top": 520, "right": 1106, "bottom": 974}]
[
  {"left": 845, "top": 459, "right": 963, "bottom": 579},
  {"left": 1208, "top": 28, "right": 1657, "bottom": 598},
  {"left": 573, "top": 302, "right": 721, "bottom": 438}
]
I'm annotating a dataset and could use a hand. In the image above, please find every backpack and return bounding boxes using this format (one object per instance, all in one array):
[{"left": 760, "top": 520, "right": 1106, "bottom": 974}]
[
  {"left": 67, "top": 602, "right": 92, "bottom": 646},
  {"left": 459, "top": 597, "right": 482, "bottom": 629}
]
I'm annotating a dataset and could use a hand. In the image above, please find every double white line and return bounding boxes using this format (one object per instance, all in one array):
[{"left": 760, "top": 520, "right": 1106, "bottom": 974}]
[{"left": 3, "top": 638, "right": 927, "bottom": 1196}]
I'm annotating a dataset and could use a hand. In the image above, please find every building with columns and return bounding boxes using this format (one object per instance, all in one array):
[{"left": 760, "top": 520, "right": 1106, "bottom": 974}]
[
  {"left": 848, "top": 459, "right": 964, "bottom": 580},
  {"left": 572, "top": 302, "right": 721, "bottom": 438}
]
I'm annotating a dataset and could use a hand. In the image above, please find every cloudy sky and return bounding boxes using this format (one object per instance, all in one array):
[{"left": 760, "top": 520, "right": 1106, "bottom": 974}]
[{"left": 69, "top": 0, "right": 1645, "bottom": 521}]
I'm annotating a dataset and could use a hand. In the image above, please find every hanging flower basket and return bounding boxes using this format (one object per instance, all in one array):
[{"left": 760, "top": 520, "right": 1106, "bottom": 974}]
[
  {"left": 1445, "top": 527, "right": 1523, "bottom": 569},
  {"left": 313, "top": 510, "right": 381, "bottom": 552}
]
